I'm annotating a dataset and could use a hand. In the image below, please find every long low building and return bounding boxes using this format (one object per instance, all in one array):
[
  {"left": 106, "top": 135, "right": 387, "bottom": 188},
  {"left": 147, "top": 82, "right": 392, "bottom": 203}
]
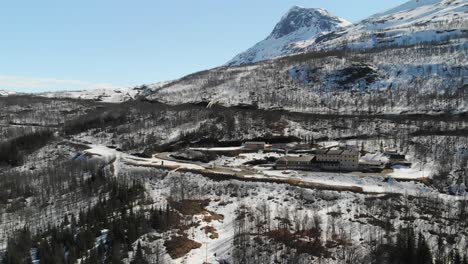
[
  {"left": 274, "top": 146, "right": 374, "bottom": 172},
  {"left": 275, "top": 156, "right": 317, "bottom": 170},
  {"left": 275, "top": 153, "right": 357, "bottom": 172}
]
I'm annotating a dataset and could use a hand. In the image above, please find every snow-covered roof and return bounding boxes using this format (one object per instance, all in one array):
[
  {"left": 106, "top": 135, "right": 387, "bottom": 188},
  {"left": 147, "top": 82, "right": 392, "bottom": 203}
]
[{"left": 278, "top": 155, "right": 315, "bottom": 162}]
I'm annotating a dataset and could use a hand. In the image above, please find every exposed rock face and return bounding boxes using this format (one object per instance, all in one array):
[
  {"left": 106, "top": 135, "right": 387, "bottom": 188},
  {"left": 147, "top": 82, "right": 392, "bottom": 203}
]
[
  {"left": 270, "top": 6, "right": 349, "bottom": 39},
  {"left": 226, "top": 6, "right": 351, "bottom": 66}
]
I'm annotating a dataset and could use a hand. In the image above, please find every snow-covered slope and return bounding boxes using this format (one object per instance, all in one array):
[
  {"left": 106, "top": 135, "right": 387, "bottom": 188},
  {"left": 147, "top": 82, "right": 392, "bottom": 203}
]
[
  {"left": 0, "top": 90, "right": 17, "bottom": 96},
  {"left": 141, "top": 0, "right": 467, "bottom": 114},
  {"left": 38, "top": 88, "right": 140, "bottom": 103},
  {"left": 0, "top": 87, "right": 140, "bottom": 103},
  {"left": 226, "top": 6, "right": 351, "bottom": 66},
  {"left": 372, "top": 0, "right": 448, "bottom": 18},
  {"left": 37, "top": 81, "right": 172, "bottom": 103},
  {"left": 309, "top": 0, "right": 467, "bottom": 50},
  {"left": 145, "top": 38, "right": 467, "bottom": 115}
]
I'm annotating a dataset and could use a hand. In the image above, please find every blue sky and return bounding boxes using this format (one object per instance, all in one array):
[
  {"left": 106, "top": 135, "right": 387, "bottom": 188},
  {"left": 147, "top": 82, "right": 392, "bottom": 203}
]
[{"left": 0, "top": 0, "right": 407, "bottom": 92}]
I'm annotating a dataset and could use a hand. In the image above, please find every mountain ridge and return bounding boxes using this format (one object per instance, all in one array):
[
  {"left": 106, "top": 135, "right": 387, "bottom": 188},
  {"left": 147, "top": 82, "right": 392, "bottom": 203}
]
[
  {"left": 141, "top": 0, "right": 467, "bottom": 115},
  {"left": 226, "top": 6, "right": 351, "bottom": 66},
  {"left": 306, "top": 0, "right": 467, "bottom": 51}
]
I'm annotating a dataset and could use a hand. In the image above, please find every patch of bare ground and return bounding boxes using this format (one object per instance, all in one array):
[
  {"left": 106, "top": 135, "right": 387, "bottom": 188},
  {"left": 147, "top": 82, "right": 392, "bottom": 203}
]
[
  {"left": 352, "top": 213, "right": 395, "bottom": 231},
  {"left": 164, "top": 235, "right": 202, "bottom": 259},
  {"left": 266, "top": 228, "right": 330, "bottom": 258},
  {"left": 201, "top": 225, "right": 219, "bottom": 239},
  {"left": 169, "top": 199, "right": 211, "bottom": 215},
  {"left": 203, "top": 211, "right": 224, "bottom": 222}
]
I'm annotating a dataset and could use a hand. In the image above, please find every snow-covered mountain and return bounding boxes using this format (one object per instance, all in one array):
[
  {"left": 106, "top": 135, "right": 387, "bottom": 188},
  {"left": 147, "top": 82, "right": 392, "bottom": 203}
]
[
  {"left": 38, "top": 88, "right": 140, "bottom": 103},
  {"left": 22, "top": 0, "right": 466, "bottom": 111},
  {"left": 0, "top": 88, "right": 140, "bottom": 103},
  {"left": 228, "top": 0, "right": 466, "bottom": 65},
  {"left": 307, "top": 0, "right": 468, "bottom": 51},
  {"left": 36, "top": 81, "right": 172, "bottom": 103},
  {"left": 226, "top": 6, "right": 351, "bottom": 66},
  {"left": 0, "top": 90, "right": 17, "bottom": 96},
  {"left": 143, "top": 0, "right": 467, "bottom": 115}
]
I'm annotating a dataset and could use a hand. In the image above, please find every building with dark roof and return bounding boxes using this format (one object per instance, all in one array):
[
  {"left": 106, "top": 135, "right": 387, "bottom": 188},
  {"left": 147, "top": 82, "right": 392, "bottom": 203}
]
[
  {"left": 244, "top": 141, "right": 266, "bottom": 151},
  {"left": 313, "top": 148, "right": 359, "bottom": 171},
  {"left": 275, "top": 156, "right": 316, "bottom": 170}
]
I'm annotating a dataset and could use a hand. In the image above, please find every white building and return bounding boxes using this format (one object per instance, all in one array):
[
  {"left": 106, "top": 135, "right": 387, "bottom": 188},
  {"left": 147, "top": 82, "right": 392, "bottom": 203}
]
[{"left": 314, "top": 148, "right": 359, "bottom": 171}]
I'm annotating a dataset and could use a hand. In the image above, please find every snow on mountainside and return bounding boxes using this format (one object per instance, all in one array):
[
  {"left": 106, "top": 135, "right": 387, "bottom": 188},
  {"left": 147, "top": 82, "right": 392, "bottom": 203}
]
[
  {"left": 372, "top": 0, "right": 447, "bottom": 18},
  {"left": 39, "top": 88, "right": 140, "bottom": 103},
  {"left": 0, "top": 90, "right": 17, "bottom": 96},
  {"left": 37, "top": 81, "right": 172, "bottom": 103},
  {"left": 226, "top": 6, "right": 351, "bottom": 66},
  {"left": 142, "top": 0, "right": 467, "bottom": 115},
  {"left": 308, "top": 0, "right": 468, "bottom": 50}
]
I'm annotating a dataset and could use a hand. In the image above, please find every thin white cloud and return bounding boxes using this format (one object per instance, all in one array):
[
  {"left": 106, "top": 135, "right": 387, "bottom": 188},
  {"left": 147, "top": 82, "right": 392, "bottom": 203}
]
[{"left": 0, "top": 75, "right": 123, "bottom": 92}]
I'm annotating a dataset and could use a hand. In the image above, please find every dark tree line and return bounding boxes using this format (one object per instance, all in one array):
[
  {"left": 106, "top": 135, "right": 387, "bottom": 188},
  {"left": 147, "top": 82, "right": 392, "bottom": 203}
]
[
  {"left": 370, "top": 224, "right": 468, "bottom": 264},
  {"left": 0, "top": 130, "right": 54, "bottom": 166},
  {"left": 2, "top": 179, "right": 179, "bottom": 264},
  {"left": 371, "top": 225, "right": 432, "bottom": 264},
  {"left": 0, "top": 156, "right": 104, "bottom": 205},
  {"left": 63, "top": 108, "right": 127, "bottom": 135}
]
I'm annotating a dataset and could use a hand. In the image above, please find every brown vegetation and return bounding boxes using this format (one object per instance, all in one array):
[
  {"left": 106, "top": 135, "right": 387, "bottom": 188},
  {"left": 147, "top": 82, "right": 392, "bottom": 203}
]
[
  {"left": 201, "top": 225, "right": 219, "bottom": 239},
  {"left": 267, "top": 228, "right": 329, "bottom": 257},
  {"left": 164, "top": 235, "right": 202, "bottom": 259},
  {"left": 203, "top": 211, "right": 224, "bottom": 222},
  {"left": 169, "top": 199, "right": 211, "bottom": 215}
]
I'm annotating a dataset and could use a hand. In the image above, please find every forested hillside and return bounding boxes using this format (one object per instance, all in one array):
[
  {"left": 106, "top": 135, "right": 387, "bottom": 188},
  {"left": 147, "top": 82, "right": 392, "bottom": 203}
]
[
  {"left": 0, "top": 95, "right": 467, "bottom": 263},
  {"left": 146, "top": 41, "right": 467, "bottom": 115}
]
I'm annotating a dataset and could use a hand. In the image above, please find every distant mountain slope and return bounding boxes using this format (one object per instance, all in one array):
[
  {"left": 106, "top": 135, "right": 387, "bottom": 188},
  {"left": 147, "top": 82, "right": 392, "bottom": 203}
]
[
  {"left": 226, "top": 6, "right": 351, "bottom": 66},
  {"left": 308, "top": 0, "right": 467, "bottom": 50},
  {"left": 0, "top": 90, "right": 17, "bottom": 96},
  {"left": 36, "top": 81, "right": 172, "bottom": 103},
  {"left": 38, "top": 88, "right": 139, "bottom": 103},
  {"left": 143, "top": 0, "right": 467, "bottom": 115},
  {"left": 372, "top": 0, "right": 445, "bottom": 18}
]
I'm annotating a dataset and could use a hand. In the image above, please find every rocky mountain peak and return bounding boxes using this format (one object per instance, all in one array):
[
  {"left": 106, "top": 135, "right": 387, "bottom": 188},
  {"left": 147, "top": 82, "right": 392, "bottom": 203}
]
[
  {"left": 226, "top": 6, "right": 351, "bottom": 65},
  {"left": 270, "top": 6, "right": 350, "bottom": 39}
]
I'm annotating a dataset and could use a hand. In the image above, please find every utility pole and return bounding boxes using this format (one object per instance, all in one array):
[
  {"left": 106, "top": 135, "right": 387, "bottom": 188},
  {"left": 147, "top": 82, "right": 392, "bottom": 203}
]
[{"left": 205, "top": 233, "right": 209, "bottom": 264}]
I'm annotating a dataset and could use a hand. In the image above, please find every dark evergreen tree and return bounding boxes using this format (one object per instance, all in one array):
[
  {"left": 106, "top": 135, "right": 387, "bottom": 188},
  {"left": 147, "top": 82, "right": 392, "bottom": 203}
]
[
  {"left": 131, "top": 242, "right": 148, "bottom": 264},
  {"left": 3, "top": 228, "right": 33, "bottom": 264},
  {"left": 452, "top": 250, "right": 462, "bottom": 264},
  {"left": 416, "top": 233, "right": 432, "bottom": 264}
]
